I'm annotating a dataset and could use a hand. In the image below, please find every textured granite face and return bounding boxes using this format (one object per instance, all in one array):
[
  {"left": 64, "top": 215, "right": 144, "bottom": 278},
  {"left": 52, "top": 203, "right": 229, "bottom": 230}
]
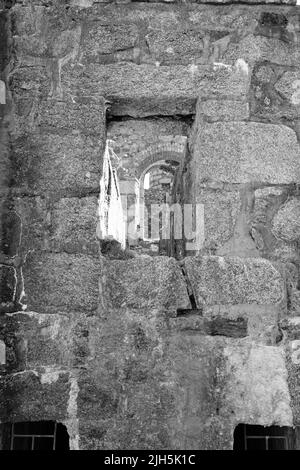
[
  {"left": 1, "top": 0, "right": 300, "bottom": 452},
  {"left": 183, "top": 256, "right": 286, "bottom": 308},
  {"left": 272, "top": 199, "right": 300, "bottom": 243},
  {"left": 189, "top": 122, "right": 300, "bottom": 185},
  {"left": 101, "top": 257, "right": 191, "bottom": 313},
  {"left": 22, "top": 252, "right": 101, "bottom": 314},
  {"left": 0, "top": 309, "right": 294, "bottom": 449},
  {"left": 224, "top": 343, "right": 293, "bottom": 426}
]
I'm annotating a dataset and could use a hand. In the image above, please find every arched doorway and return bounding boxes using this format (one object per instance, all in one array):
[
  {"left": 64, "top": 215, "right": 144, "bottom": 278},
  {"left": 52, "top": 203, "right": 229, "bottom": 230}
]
[
  {"left": 138, "top": 159, "right": 180, "bottom": 256},
  {"left": 114, "top": 136, "right": 187, "bottom": 256}
]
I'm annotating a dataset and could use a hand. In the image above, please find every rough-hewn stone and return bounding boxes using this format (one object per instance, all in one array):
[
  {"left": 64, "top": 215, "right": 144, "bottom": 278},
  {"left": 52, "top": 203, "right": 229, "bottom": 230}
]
[
  {"left": 10, "top": 196, "right": 48, "bottom": 254},
  {"left": 194, "top": 188, "right": 241, "bottom": 253},
  {"left": 199, "top": 100, "right": 249, "bottom": 122},
  {"left": 11, "top": 133, "right": 103, "bottom": 195},
  {"left": 250, "top": 65, "right": 300, "bottom": 122},
  {"left": 224, "top": 343, "right": 293, "bottom": 426},
  {"left": 0, "top": 201, "right": 22, "bottom": 257},
  {"left": 61, "top": 62, "right": 250, "bottom": 116},
  {"left": 3, "top": 0, "right": 300, "bottom": 452},
  {"left": 0, "top": 266, "right": 16, "bottom": 308},
  {"left": 280, "top": 317, "right": 300, "bottom": 340},
  {"left": 183, "top": 256, "right": 286, "bottom": 308},
  {"left": 50, "top": 196, "right": 99, "bottom": 256},
  {"left": 203, "top": 304, "right": 281, "bottom": 344},
  {"left": 272, "top": 198, "right": 300, "bottom": 243},
  {"left": 0, "top": 312, "right": 90, "bottom": 372},
  {"left": 37, "top": 97, "right": 106, "bottom": 136},
  {"left": 248, "top": 186, "right": 300, "bottom": 263},
  {"left": 224, "top": 35, "right": 300, "bottom": 67},
  {"left": 170, "top": 314, "right": 248, "bottom": 338},
  {"left": 190, "top": 122, "right": 300, "bottom": 184},
  {"left": 146, "top": 28, "right": 205, "bottom": 66},
  {"left": 0, "top": 370, "right": 70, "bottom": 423},
  {"left": 80, "top": 23, "right": 139, "bottom": 62},
  {"left": 101, "top": 257, "right": 191, "bottom": 313},
  {"left": 22, "top": 252, "right": 100, "bottom": 313}
]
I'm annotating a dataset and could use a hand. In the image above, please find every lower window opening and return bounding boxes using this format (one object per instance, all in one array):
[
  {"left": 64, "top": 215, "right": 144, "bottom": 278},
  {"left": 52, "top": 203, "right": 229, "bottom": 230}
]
[
  {"left": 234, "top": 423, "right": 300, "bottom": 450},
  {"left": 1, "top": 421, "right": 69, "bottom": 450}
]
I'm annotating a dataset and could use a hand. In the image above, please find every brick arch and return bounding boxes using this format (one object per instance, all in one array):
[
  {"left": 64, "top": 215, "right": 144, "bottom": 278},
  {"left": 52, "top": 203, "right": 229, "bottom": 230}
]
[{"left": 135, "top": 137, "right": 187, "bottom": 180}]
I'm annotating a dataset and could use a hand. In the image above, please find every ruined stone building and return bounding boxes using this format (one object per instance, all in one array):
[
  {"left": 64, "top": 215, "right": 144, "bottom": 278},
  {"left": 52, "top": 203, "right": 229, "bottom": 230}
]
[{"left": 1, "top": 0, "right": 300, "bottom": 451}]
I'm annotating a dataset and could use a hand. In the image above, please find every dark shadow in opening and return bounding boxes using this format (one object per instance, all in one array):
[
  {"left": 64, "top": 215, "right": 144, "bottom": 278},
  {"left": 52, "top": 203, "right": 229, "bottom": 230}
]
[
  {"left": 234, "top": 423, "right": 299, "bottom": 450},
  {"left": 1, "top": 421, "right": 69, "bottom": 450}
]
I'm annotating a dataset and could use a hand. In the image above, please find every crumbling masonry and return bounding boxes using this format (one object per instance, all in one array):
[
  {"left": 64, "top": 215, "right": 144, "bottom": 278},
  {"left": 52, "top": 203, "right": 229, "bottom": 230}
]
[{"left": 1, "top": 0, "right": 300, "bottom": 450}]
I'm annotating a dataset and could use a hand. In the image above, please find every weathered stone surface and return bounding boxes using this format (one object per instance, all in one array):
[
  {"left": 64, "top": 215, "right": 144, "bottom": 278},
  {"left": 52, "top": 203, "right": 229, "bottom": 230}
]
[
  {"left": 37, "top": 97, "right": 106, "bottom": 136},
  {"left": 61, "top": 62, "right": 250, "bottom": 116},
  {"left": 11, "top": 133, "right": 103, "bottom": 195},
  {"left": 0, "top": 312, "right": 90, "bottom": 372},
  {"left": 11, "top": 5, "right": 81, "bottom": 58},
  {"left": 4, "top": 0, "right": 300, "bottom": 451},
  {"left": 50, "top": 196, "right": 99, "bottom": 256},
  {"left": 9, "top": 64, "right": 51, "bottom": 102},
  {"left": 22, "top": 252, "right": 100, "bottom": 313},
  {"left": 289, "top": 289, "right": 300, "bottom": 315},
  {"left": 167, "top": 334, "right": 232, "bottom": 450},
  {"left": 272, "top": 198, "right": 300, "bottom": 242},
  {"left": 216, "top": 207, "right": 260, "bottom": 259},
  {"left": 183, "top": 256, "right": 286, "bottom": 308},
  {"left": 170, "top": 314, "right": 248, "bottom": 338},
  {"left": 283, "top": 339, "right": 300, "bottom": 424},
  {"left": 11, "top": 196, "right": 48, "bottom": 254},
  {"left": 250, "top": 65, "right": 300, "bottom": 122},
  {"left": 280, "top": 317, "right": 300, "bottom": 340},
  {"left": 0, "top": 370, "right": 70, "bottom": 422},
  {"left": 224, "top": 35, "right": 300, "bottom": 67},
  {"left": 80, "top": 23, "right": 139, "bottom": 63},
  {"left": 0, "top": 266, "right": 16, "bottom": 308},
  {"left": 194, "top": 188, "right": 241, "bottom": 253},
  {"left": 146, "top": 28, "right": 205, "bottom": 66},
  {"left": 78, "top": 308, "right": 174, "bottom": 449},
  {"left": 11, "top": 77, "right": 106, "bottom": 137},
  {"left": 274, "top": 70, "right": 300, "bottom": 104},
  {"left": 224, "top": 343, "right": 293, "bottom": 426},
  {"left": 1, "top": 196, "right": 99, "bottom": 256},
  {"left": 199, "top": 99, "right": 249, "bottom": 121},
  {"left": 0, "top": 201, "right": 22, "bottom": 257},
  {"left": 69, "top": 0, "right": 297, "bottom": 6},
  {"left": 248, "top": 186, "right": 300, "bottom": 263},
  {"left": 190, "top": 122, "right": 300, "bottom": 184},
  {"left": 13, "top": 0, "right": 297, "bottom": 5},
  {"left": 78, "top": 310, "right": 234, "bottom": 450},
  {"left": 101, "top": 257, "right": 191, "bottom": 313},
  {"left": 203, "top": 304, "right": 281, "bottom": 344}
]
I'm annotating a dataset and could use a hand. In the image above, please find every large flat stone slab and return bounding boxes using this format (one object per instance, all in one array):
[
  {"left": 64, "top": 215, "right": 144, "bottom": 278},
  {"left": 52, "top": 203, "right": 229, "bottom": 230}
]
[
  {"left": 190, "top": 122, "right": 300, "bottom": 184},
  {"left": 22, "top": 252, "right": 100, "bottom": 313},
  {"left": 0, "top": 312, "right": 90, "bottom": 372},
  {"left": 183, "top": 256, "right": 286, "bottom": 308},
  {"left": 101, "top": 257, "right": 191, "bottom": 313},
  {"left": 11, "top": 133, "right": 103, "bottom": 195},
  {"left": 61, "top": 63, "right": 250, "bottom": 117},
  {"left": 224, "top": 343, "right": 293, "bottom": 426}
]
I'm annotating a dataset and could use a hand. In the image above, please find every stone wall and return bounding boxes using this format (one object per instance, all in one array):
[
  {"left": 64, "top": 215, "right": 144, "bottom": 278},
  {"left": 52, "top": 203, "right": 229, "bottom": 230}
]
[{"left": 1, "top": 0, "right": 300, "bottom": 450}]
